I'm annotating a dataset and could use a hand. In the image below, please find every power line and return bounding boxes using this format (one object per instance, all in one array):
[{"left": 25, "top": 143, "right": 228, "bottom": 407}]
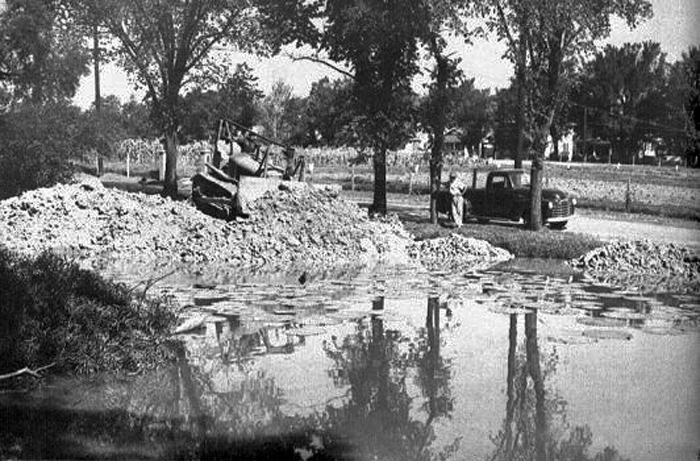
[{"left": 566, "top": 100, "right": 687, "bottom": 134}]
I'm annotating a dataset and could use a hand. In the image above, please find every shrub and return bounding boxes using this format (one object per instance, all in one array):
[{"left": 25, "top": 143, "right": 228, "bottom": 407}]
[
  {"left": 0, "top": 247, "right": 177, "bottom": 378},
  {"left": 0, "top": 102, "right": 81, "bottom": 199}
]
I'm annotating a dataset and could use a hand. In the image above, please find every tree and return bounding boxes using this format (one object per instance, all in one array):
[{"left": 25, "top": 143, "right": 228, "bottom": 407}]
[
  {"left": 662, "top": 46, "right": 699, "bottom": 167},
  {"left": 419, "top": 0, "right": 475, "bottom": 224},
  {"left": 323, "top": 0, "right": 428, "bottom": 214},
  {"left": 451, "top": 79, "right": 495, "bottom": 155},
  {"left": 259, "top": 79, "right": 293, "bottom": 141},
  {"left": 0, "top": 101, "right": 82, "bottom": 198},
  {"left": 479, "top": 0, "right": 652, "bottom": 229},
  {"left": 120, "top": 96, "right": 157, "bottom": 139},
  {"left": 493, "top": 84, "right": 520, "bottom": 156},
  {"left": 180, "top": 63, "right": 263, "bottom": 142},
  {"left": 71, "top": 0, "right": 286, "bottom": 197},
  {"left": 0, "top": 0, "right": 90, "bottom": 103},
  {"left": 573, "top": 41, "right": 669, "bottom": 163},
  {"left": 304, "top": 76, "right": 355, "bottom": 146}
]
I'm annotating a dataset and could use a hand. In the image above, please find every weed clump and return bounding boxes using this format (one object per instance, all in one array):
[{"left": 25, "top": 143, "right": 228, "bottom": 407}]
[{"left": 0, "top": 247, "right": 176, "bottom": 379}]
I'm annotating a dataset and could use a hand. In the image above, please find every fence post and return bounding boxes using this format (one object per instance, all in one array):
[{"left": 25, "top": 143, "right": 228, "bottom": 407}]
[
  {"left": 351, "top": 164, "right": 356, "bottom": 191},
  {"left": 158, "top": 149, "right": 166, "bottom": 182},
  {"left": 625, "top": 177, "right": 631, "bottom": 213},
  {"left": 126, "top": 149, "right": 130, "bottom": 178}
]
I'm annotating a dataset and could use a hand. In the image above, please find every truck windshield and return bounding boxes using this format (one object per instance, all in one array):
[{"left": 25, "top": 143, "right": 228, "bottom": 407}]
[{"left": 511, "top": 172, "right": 531, "bottom": 188}]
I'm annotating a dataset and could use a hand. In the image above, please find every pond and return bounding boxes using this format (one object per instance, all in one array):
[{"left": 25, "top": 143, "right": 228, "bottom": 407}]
[{"left": 1, "top": 259, "right": 698, "bottom": 461}]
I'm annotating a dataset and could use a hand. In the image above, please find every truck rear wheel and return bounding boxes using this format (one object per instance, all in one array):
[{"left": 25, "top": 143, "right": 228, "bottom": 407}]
[
  {"left": 463, "top": 199, "right": 472, "bottom": 222},
  {"left": 549, "top": 221, "right": 567, "bottom": 230}
]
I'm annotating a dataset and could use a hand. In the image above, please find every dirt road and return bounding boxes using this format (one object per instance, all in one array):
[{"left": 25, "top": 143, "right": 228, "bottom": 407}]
[{"left": 566, "top": 212, "right": 700, "bottom": 249}]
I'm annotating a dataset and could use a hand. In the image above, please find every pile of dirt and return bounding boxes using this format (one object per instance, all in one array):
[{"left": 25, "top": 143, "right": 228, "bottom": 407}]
[
  {"left": 572, "top": 240, "right": 700, "bottom": 293},
  {"left": 0, "top": 177, "right": 410, "bottom": 272},
  {"left": 408, "top": 234, "right": 513, "bottom": 271}
]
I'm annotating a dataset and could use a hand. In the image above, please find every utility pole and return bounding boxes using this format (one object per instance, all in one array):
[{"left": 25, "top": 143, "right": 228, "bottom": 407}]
[
  {"left": 582, "top": 106, "right": 587, "bottom": 163},
  {"left": 93, "top": 23, "right": 103, "bottom": 176}
]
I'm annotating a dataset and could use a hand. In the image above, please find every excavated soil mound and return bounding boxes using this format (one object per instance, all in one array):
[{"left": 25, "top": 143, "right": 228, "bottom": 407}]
[
  {"left": 409, "top": 234, "right": 513, "bottom": 271},
  {"left": 0, "top": 177, "right": 410, "bottom": 272},
  {"left": 572, "top": 240, "right": 700, "bottom": 293}
]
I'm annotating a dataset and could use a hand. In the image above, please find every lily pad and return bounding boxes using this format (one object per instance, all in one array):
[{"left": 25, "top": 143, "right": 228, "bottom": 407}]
[
  {"left": 582, "top": 329, "right": 633, "bottom": 340},
  {"left": 640, "top": 326, "right": 684, "bottom": 336},
  {"left": 576, "top": 317, "right": 626, "bottom": 328},
  {"left": 601, "top": 310, "right": 648, "bottom": 320},
  {"left": 488, "top": 304, "right": 535, "bottom": 315}
]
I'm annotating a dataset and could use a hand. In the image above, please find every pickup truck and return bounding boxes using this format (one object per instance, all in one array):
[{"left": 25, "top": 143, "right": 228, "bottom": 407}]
[{"left": 436, "top": 169, "right": 576, "bottom": 229}]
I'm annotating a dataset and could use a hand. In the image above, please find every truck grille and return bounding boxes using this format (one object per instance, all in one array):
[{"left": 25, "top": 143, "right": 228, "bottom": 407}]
[{"left": 550, "top": 200, "right": 573, "bottom": 218}]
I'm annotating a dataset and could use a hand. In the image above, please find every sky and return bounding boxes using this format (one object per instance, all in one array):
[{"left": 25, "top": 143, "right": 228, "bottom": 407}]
[{"left": 71, "top": 0, "right": 700, "bottom": 109}]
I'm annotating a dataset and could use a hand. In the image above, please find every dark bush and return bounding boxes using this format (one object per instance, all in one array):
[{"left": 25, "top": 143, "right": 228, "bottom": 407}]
[
  {"left": 0, "top": 102, "right": 81, "bottom": 199},
  {"left": 0, "top": 247, "right": 177, "bottom": 377}
]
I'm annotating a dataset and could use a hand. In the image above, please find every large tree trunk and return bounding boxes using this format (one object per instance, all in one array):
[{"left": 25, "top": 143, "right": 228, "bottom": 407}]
[
  {"left": 373, "top": 145, "right": 387, "bottom": 215},
  {"left": 529, "top": 152, "right": 544, "bottom": 231},
  {"left": 162, "top": 127, "right": 179, "bottom": 198},
  {"left": 429, "top": 55, "right": 449, "bottom": 224},
  {"left": 515, "top": 72, "right": 526, "bottom": 169},
  {"left": 429, "top": 133, "right": 445, "bottom": 224}
]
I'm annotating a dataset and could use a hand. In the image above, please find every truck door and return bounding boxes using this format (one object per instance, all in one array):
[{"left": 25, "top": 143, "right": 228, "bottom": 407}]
[{"left": 486, "top": 173, "right": 515, "bottom": 219}]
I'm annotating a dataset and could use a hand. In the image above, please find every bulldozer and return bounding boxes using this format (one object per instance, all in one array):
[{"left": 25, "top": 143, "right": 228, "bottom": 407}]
[{"left": 191, "top": 119, "right": 305, "bottom": 220}]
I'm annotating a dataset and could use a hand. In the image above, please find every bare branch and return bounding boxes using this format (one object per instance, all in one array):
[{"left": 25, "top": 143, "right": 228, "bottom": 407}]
[
  {"left": 0, "top": 363, "right": 55, "bottom": 381},
  {"left": 287, "top": 53, "right": 356, "bottom": 81}
]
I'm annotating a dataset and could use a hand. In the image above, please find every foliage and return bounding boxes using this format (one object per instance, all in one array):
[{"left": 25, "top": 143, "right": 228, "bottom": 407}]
[
  {"left": 572, "top": 41, "right": 669, "bottom": 162},
  {"left": 664, "top": 46, "right": 700, "bottom": 166},
  {"left": 75, "top": 95, "right": 127, "bottom": 159},
  {"left": 304, "top": 76, "right": 356, "bottom": 146},
  {"left": 180, "top": 62, "right": 263, "bottom": 142},
  {"left": 120, "top": 95, "right": 157, "bottom": 139},
  {"left": 451, "top": 78, "right": 495, "bottom": 152},
  {"left": 493, "top": 84, "right": 520, "bottom": 155},
  {"left": 0, "top": 247, "right": 176, "bottom": 378},
  {"left": 0, "top": 0, "right": 90, "bottom": 103},
  {"left": 258, "top": 79, "right": 294, "bottom": 141},
  {"left": 0, "top": 101, "right": 81, "bottom": 198}
]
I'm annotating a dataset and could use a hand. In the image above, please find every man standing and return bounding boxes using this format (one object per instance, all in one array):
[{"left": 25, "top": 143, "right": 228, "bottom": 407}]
[{"left": 448, "top": 172, "right": 466, "bottom": 227}]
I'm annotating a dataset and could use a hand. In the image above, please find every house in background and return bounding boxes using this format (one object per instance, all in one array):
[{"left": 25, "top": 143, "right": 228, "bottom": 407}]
[{"left": 443, "top": 128, "right": 465, "bottom": 156}]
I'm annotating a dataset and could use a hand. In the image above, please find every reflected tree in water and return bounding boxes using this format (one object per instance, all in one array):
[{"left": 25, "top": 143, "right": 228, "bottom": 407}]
[
  {"left": 321, "top": 296, "right": 459, "bottom": 461},
  {"left": 489, "top": 313, "right": 630, "bottom": 461}
]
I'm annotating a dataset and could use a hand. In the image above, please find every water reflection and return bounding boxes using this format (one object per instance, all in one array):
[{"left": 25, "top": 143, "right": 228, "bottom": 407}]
[
  {"left": 1, "top": 262, "right": 698, "bottom": 460},
  {"left": 490, "top": 312, "right": 630, "bottom": 461}
]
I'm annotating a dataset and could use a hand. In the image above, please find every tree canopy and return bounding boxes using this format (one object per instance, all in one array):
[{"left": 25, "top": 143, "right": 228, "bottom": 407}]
[{"left": 0, "top": 0, "right": 90, "bottom": 103}]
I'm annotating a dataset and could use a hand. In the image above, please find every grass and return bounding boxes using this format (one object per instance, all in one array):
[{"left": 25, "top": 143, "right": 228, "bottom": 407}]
[
  {"left": 0, "top": 247, "right": 177, "bottom": 382},
  {"left": 404, "top": 220, "right": 603, "bottom": 260}
]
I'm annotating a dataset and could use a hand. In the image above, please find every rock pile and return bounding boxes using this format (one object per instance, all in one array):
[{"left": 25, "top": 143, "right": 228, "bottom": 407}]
[
  {"left": 409, "top": 234, "right": 513, "bottom": 271},
  {"left": 0, "top": 177, "right": 410, "bottom": 272},
  {"left": 572, "top": 240, "right": 700, "bottom": 293}
]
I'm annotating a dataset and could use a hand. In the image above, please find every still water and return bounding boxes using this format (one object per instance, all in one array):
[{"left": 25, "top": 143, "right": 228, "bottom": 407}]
[{"left": 2, "top": 260, "right": 699, "bottom": 460}]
